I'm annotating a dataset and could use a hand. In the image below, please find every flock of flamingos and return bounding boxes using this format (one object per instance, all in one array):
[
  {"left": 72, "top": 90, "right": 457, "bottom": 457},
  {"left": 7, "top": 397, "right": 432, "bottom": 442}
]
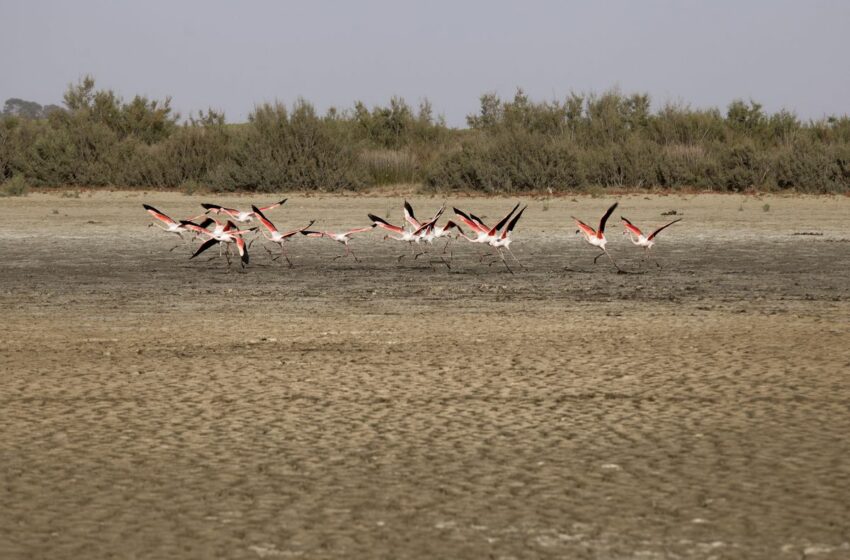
[{"left": 143, "top": 199, "right": 681, "bottom": 273}]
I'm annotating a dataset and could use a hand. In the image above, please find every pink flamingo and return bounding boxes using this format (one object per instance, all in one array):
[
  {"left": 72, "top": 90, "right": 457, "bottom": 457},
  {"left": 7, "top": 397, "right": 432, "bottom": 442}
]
[
  {"left": 201, "top": 199, "right": 287, "bottom": 223},
  {"left": 300, "top": 225, "right": 376, "bottom": 262},
  {"left": 621, "top": 216, "right": 681, "bottom": 268},
  {"left": 487, "top": 205, "right": 527, "bottom": 272},
  {"left": 251, "top": 205, "right": 314, "bottom": 266},
  {"left": 572, "top": 202, "right": 621, "bottom": 271},
  {"left": 143, "top": 204, "right": 206, "bottom": 249},
  {"left": 188, "top": 220, "right": 256, "bottom": 267}
]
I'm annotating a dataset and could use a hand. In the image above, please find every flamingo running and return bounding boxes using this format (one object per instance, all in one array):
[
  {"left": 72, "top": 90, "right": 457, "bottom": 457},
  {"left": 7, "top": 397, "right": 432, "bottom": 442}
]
[
  {"left": 368, "top": 214, "right": 423, "bottom": 260},
  {"left": 189, "top": 219, "right": 255, "bottom": 267},
  {"left": 487, "top": 205, "right": 528, "bottom": 272},
  {"left": 300, "top": 225, "right": 376, "bottom": 262},
  {"left": 143, "top": 204, "right": 206, "bottom": 234},
  {"left": 201, "top": 199, "right": 287, "bottom": 223},
  {"left": 251, "top": 205, "right": 314, "bottom": 266},
  {"left": 409, "top": 203, "right": 451, "bottom": 255},
  {"left": 572, "top": 202, "right": 621, "bottom": 271},
  {"left": 143, "top": 204, "right": 208, "bottom": 250},
  {"left": 453, "top": 203, "right": 520, "bottom": 244},
  {"left": 419, "top": 219, "right": 464, "bottom": 251},
  {"left": 621, "top": 216, "right": 682, "bottom": 268}
]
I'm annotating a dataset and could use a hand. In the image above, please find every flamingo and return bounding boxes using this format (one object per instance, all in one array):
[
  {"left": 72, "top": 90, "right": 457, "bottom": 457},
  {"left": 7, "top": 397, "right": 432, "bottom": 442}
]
[
  {"left": 143, "top": 204, "right": 207, "bottom": 247},
  {"left": 368, "top": 214, "right": 422, "bottom": 260},
  {"left": 621, "top": 216, "right": 681, "bottom": 268},
  {"left": 488, "top": 205, "right": 528, "bottom": 272},
  {"left": 180, "top": 217, "right": 227, "bottom": 253},
  {"left": 419, "top": 219, "right": 464, "bottom": 251},
  {"left": 251, "top": 205, "right": 314, "bottom": 267},
  {"left": 300, "top": 225, "right": 376, "bottom": 262},
  {"left": 454, "top": 203, "right": 521, "bottom": 267},
  {"left": 408, "top": 203, "right": 458, "bottom": 266},
  {"left": 408, "top": 202, "right": 447, "bottom": 256},
  {"left": 189, "top": 220, "right": 256, "bottom": 267},
  {"left": 572, "top": 202, "right": 621, "bottom": 271},
  {"left": 201, "top": 199, "right": 287, "bottom": 223},
  {"left": 453, "top": 203, "right": 520, "bottom": 245}
]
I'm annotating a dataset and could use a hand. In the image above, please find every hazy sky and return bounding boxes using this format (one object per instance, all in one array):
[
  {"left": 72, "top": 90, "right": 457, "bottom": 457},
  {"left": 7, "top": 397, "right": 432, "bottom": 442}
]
[{"left": 3, "top": 0, "right": 849, "bottom": 126}]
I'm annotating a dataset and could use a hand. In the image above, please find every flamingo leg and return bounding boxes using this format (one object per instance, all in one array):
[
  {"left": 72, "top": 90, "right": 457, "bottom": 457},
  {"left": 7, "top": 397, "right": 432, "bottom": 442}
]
[
  {"left": 411, "top": 242, "right": 427, "bottom": 260},
  {"left": 205, "top": 241, "right": 221, "bottom": 262},
  {"left": 280, "top": 243, "right": 293, "bottom": 267},
  {"left": 479, "top": 250, "right": 494, "bottom": 263},
  {"left": 332, "top": 243, "right": 350, "bottom": 261},
  {"left": 651, "top": 249, "right": 662, "bottom": 269},
  {"left": 498, "top": 249, "right": 514, "bottom": 274},
  {"left": 603, "top": 248, "right": 622, "bottom": 272},
  {"left": 166, "top": 232, "right": 186, "bottom": 252},
  {"left": 503, "top": 246, "right": 524, "bottom": 268}
]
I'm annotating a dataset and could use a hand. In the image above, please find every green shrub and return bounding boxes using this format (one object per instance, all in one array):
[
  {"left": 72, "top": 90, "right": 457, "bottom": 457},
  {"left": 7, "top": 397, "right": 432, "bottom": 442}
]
[
  {"left": 426, "top": 130, "right": 583, "bottom": 192},
  {"left": 208, "top": 100, "right": 364, "bottom": 192}
]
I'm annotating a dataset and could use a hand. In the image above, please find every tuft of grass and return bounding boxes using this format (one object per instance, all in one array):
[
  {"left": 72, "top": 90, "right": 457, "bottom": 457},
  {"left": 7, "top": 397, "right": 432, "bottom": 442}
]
[
  {"left": 360, "top": 149, "right": 419, "bottom": 186},
  {"left": 61, "top": 190, "right": 81, "bottom": 198},
  {"left": 762, "top": 203, "right": 771, "bottom": 212},
  {"left": 0, "top": 175, "right": 29, "bottom": 197},
  {"left": 541, "top": 187, "right": 552, "bottom": 211}
]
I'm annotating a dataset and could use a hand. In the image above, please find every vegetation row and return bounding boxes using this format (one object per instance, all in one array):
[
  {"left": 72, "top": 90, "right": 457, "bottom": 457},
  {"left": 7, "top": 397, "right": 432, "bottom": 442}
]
[{"left": 2, "top": 76, "right": 849, "bottom": 196}]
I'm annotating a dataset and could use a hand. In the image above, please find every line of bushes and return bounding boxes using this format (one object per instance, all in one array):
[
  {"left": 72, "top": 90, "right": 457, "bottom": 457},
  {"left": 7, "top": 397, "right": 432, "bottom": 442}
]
[{"left": 2, "top": 77, "right": 849, "bottom": 194}]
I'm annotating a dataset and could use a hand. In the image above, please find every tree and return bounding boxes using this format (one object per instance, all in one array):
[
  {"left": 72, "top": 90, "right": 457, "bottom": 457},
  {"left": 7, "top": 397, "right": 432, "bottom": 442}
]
[{"left": 3, "top": 98, "right": 44, "bottom": 119}]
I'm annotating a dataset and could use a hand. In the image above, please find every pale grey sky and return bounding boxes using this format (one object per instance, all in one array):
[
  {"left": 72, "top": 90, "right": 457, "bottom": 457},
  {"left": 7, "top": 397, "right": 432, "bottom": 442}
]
[{"left": 2, "top": 0, "right": 849, "bottom": 126}]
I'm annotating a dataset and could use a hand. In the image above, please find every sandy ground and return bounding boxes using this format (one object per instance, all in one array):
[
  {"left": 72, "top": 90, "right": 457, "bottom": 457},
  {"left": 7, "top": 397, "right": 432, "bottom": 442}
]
[{"left": 1, "top": 191, "right": 849, "bottom": 559}]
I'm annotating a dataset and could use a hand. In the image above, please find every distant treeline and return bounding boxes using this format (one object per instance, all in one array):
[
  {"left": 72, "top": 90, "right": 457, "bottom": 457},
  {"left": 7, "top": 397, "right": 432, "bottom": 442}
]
[{"left": 2, "top": 76, "right": 849, "bottom": 193}]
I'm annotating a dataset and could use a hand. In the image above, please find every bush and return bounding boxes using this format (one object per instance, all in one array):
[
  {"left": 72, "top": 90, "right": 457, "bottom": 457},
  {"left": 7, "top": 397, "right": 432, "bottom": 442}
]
[
  {"left": 209, "top": 100, "right": 364, "bottom": 192},
  {"left": 1, "top": 174, "right": 28, "bottom": 196},
  {"left": 426, "top": 130, "right": 584, "bottom": 192}
]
